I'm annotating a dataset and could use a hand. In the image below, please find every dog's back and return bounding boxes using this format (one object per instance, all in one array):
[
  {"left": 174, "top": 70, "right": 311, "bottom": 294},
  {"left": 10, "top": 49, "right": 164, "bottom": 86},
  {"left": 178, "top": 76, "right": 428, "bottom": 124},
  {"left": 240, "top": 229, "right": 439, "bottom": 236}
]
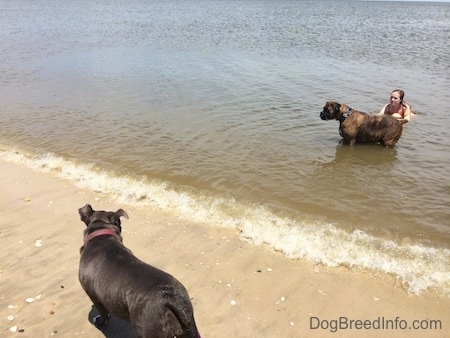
[
  {"left": 82, "top": 243, "right": 198, "bottom": 336},
  {"left": 344, "top": 110, "right": 406, "bottom": 145}
]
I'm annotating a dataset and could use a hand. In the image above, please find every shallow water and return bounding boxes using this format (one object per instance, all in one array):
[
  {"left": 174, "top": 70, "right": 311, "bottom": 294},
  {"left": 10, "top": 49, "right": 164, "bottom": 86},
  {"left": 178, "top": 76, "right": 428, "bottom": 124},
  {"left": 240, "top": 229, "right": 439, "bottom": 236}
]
[{"left": 1, "top": 0, "right": 449, "bottom": 295}]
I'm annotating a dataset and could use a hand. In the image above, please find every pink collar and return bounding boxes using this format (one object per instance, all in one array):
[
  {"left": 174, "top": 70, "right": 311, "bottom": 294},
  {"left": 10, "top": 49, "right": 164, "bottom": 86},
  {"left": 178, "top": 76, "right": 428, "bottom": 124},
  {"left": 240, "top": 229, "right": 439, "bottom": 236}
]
[{"left": 84, "top": 229, "right": 118, "bottom": 245}]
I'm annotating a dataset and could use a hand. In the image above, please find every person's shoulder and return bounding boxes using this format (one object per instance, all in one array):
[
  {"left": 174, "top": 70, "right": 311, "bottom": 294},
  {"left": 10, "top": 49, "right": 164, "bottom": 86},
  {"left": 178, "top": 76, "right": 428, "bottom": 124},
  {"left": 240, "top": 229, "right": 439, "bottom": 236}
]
[
  {"left": 378, "top": 103, "right": 389, "bottom": 115},
  {"left": 381, "top": 102, "right": 390, "bottom": 110},
  {"left": 402, "top": 101, "right": 413, "bottom": 113},
  {"left": 402, "top": 101, "right": 411, "bottom": 108},
  {"left": 402, "top": 102, "right": 414, "bottom": 117}
]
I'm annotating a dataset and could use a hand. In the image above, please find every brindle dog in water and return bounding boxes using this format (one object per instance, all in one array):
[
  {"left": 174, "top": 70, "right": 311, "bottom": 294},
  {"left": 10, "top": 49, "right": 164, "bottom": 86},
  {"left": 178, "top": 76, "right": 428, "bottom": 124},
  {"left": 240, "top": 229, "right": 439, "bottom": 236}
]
[{"left": 320, "top": 101, "right": 407, "bottom": 147}]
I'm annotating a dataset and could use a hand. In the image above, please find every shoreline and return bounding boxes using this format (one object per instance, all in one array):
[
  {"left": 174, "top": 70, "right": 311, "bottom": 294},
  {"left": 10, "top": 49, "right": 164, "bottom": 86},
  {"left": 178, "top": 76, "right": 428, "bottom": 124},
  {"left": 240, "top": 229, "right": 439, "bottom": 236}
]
[{"left": 1, "top": 160, "right": 448, "bottom": 337}]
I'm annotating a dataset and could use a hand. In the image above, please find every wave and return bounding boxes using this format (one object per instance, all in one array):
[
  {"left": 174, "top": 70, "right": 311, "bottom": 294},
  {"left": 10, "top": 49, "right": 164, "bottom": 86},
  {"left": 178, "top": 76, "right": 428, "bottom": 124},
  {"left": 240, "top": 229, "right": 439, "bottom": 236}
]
[{"left": 1, "top": 146, "right": 449, "bottom": 296}]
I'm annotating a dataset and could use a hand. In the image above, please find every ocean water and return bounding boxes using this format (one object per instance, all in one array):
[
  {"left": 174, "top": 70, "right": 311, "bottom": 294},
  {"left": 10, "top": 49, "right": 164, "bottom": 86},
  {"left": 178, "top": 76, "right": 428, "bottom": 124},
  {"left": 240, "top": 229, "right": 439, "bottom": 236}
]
[{"left": 1, "top": 0, "right": 449, "bottom": 295}]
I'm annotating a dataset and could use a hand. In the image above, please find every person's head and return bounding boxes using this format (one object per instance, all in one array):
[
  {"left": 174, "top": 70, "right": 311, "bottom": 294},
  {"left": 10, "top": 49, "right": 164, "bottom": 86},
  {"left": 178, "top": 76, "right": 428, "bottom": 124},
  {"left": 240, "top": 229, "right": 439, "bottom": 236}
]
[{"left": 390, "top": 89, "right": 405, "bottom": 104}]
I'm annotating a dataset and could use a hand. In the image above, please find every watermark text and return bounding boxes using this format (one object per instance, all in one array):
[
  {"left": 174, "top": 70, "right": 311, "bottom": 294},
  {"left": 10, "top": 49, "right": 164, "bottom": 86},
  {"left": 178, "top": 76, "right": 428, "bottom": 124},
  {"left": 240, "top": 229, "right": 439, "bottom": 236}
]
[{"left": 310, "top": 316, "right": 442, "bottom": 333}]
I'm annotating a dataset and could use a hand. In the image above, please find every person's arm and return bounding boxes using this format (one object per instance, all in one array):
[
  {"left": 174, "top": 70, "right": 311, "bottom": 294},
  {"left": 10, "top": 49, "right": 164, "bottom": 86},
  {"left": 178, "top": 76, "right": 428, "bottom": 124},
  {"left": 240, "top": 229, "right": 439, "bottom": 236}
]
[
  {"left": 402, "top": 103, "right": 412, "bottom": 122},
  {"left": 378, "top": 103, "right": 388, "bottom": 115}
]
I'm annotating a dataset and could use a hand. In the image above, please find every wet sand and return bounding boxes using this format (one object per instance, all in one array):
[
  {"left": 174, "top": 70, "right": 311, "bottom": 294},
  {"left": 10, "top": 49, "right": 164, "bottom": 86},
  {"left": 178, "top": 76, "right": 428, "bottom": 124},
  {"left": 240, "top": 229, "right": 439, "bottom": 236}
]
[{"left": 1, "top": 160, "right": 448, "bottom": 337}]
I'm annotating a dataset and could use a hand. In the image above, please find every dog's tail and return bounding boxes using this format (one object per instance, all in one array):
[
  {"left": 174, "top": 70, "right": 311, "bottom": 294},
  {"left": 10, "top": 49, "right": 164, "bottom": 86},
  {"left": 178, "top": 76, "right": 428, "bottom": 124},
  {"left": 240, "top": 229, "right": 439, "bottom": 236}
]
[{"left": 166, "top": 297, "right": 200, "bottom": 338}]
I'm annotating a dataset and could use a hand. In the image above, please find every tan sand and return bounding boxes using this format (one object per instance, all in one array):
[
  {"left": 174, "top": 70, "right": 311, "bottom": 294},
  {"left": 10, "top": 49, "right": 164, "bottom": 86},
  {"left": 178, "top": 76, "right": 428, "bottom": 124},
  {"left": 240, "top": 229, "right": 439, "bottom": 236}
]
[{"left": 0, "top": 160, "right": 448, "bottom": 337}]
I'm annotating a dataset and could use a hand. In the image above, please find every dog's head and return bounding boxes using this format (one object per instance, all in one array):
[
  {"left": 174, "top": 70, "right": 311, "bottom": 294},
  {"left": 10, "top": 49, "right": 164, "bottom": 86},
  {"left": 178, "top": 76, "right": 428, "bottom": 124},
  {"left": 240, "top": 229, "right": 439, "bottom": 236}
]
[
  {"left": 78, "top": 204, "right": 129, "bottom": 233},
  {"left": 320, "top": 101, "right": 349, "bottom": 121}
]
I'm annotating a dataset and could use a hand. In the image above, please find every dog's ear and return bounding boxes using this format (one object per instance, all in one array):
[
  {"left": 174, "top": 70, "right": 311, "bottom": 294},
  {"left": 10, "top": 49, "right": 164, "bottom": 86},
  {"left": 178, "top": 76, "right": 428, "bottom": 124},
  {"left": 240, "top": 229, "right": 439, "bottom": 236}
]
[
  {"left": 115, "top": 209, "right": 129, "bottom": 220},
  {"left": 108, "top": 209, "right": 129, "bottom": 233},
  {"left": 333, "top": 103, "right": 341, "bottom": 114},
  {"left": 78, "top": 204, "right": 94, "bottom": 226}
]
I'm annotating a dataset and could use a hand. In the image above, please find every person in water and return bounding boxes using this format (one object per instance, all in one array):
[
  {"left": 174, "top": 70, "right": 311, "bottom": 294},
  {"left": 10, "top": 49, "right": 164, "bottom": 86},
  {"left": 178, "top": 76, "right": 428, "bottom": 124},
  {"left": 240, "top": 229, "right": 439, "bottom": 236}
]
[{"left": 378, "top": 89, "right": 413, "bottom": 122}]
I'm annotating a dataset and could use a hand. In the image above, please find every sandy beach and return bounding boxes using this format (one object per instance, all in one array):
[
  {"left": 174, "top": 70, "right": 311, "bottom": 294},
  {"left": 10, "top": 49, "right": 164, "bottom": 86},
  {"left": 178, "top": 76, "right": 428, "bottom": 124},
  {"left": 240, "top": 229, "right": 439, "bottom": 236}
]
[{"left": 1, "top": 160, "right": 448, "bottom": 337}]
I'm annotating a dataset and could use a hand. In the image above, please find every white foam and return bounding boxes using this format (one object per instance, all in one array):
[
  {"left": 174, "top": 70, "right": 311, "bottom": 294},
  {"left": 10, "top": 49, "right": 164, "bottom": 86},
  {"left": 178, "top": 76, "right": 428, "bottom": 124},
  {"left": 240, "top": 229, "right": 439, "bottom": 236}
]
[{"left": 1, "top": 147, "right": 449, "bottom": 296}]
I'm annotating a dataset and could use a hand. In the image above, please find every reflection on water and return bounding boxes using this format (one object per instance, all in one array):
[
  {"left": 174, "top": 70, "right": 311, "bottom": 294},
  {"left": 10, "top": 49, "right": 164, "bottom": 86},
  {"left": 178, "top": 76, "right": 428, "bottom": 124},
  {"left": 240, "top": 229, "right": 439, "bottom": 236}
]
[{"left": 325, "top": 144, "right": 399, "bottom": 169}]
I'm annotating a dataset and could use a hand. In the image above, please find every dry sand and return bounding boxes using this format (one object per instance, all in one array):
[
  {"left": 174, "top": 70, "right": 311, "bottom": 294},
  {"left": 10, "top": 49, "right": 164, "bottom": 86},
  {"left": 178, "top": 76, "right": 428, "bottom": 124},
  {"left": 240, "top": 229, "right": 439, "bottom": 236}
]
[{"left": 1, "top": 160, "right": 448, "bottom": 337}]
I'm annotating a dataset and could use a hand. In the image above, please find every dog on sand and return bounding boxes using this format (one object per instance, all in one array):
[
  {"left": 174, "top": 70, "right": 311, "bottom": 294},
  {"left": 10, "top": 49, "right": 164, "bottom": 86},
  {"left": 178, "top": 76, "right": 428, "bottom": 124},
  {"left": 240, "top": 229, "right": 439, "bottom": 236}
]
[
  {"left": 78, "top": 204, "right": 200, "bottom": 338},
  {"left": 320, "top": 101, "right": 407, "bottom": 147}
]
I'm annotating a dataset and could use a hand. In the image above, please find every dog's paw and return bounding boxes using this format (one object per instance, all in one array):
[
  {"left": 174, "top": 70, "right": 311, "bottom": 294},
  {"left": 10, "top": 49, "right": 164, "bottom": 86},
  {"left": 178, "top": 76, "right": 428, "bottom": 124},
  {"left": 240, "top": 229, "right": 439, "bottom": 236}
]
[{"left": 92, "top": 314, "right": 110, "bottom": 327}]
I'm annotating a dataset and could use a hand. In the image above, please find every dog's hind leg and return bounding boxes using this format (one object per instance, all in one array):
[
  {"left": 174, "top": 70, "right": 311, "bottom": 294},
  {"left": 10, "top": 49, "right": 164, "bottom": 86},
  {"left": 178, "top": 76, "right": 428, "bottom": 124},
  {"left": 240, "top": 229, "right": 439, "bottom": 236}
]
[
  {"left": 130, "top": 308, "right": 183, "bottom": 338},
  {"left": 91, "top": 299, "right": 111, "bottom": 327},
  {"left": 131, "top": 317, "right": 167, "bottom": 338}
]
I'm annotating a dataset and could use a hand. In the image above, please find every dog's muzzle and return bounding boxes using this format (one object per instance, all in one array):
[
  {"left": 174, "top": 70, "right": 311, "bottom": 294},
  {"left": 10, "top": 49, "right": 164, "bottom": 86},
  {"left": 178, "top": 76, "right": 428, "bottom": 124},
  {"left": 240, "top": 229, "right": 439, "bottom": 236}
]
[{"left": 320, "top": 109, "right": 331, "bottom": 120}]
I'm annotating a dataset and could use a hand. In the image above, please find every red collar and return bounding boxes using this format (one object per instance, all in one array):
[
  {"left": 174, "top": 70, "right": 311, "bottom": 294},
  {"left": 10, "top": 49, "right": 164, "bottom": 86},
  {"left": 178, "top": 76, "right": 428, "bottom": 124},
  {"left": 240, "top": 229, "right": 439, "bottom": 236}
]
[{"left": 84, "top": 229, "right": 118, "bottom": 245}]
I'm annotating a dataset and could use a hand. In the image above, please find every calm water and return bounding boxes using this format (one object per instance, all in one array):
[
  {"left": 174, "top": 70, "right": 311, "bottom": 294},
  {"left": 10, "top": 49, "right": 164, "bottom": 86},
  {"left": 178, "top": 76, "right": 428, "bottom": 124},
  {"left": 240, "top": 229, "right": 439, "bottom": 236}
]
[{"left": 1, "top": 0, "right": 449, "bottom": 295}]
